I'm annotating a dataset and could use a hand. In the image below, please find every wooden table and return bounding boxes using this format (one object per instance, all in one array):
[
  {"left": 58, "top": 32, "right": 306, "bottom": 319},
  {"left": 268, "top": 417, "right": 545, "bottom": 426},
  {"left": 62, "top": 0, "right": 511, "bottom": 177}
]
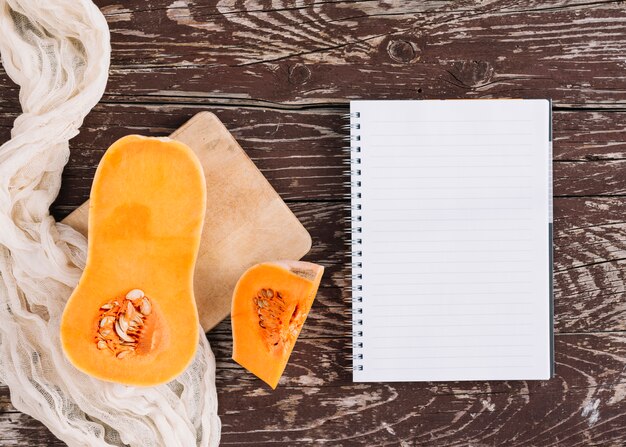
[{"left": 1, "top": 1, "right": 625, "bottom": 445}]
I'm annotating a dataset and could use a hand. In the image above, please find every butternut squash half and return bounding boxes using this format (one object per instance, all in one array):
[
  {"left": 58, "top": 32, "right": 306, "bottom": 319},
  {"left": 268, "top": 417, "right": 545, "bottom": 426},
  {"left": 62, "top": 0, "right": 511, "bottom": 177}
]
[
  {"left": 61, "top": 135, "right": 206, "bottom": 386},
  {"left": 231, "top": 261, "right": 324, "bottom": 388}
]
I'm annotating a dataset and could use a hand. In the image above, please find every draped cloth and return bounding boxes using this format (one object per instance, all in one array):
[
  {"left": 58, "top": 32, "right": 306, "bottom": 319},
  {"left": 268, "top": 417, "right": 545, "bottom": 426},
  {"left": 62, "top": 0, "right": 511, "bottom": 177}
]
[{"left": 0, "top": 1, "right": 221, "bottom": 445}]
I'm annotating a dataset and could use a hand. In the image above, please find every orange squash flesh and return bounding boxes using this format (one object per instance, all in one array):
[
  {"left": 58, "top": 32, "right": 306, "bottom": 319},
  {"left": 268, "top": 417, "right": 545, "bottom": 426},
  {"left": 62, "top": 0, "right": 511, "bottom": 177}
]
[
  {"left": 60, "top": 135, "right": 206, "bottom": 386},
  {"left": 231, "top": 261, "right": 324, "bottom": 389}
]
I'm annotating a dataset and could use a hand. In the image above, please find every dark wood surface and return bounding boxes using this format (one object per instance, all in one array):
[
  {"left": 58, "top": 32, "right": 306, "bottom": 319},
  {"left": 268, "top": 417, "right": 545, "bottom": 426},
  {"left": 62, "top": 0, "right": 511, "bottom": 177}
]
[{"left": 1, "top": 0, "right": 626, "bottom": 445}]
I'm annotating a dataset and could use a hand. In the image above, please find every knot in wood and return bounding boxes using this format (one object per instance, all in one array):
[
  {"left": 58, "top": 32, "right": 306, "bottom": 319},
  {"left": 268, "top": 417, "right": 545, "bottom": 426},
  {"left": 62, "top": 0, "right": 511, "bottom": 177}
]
[
  {"left": 386, "top": 39, "right": 419, "bottom": 63},
  {"left": 449, "top": 60, "right": 495, "bottom": 88},
  {"left": 288, "top": 63, "right": 311, "bottom": 85}
]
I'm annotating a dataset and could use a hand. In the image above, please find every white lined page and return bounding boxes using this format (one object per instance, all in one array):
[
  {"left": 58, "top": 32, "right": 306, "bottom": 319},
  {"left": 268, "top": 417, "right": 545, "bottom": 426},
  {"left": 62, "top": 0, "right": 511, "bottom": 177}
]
[{"left": 351, "top": 99, "right": 552, "bottom": 382}]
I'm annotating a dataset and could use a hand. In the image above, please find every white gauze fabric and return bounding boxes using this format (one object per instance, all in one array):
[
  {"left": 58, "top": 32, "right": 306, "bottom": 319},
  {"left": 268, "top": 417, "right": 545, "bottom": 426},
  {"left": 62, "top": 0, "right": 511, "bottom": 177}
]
[{"left": 0, "top": 0, "right": 221, "bottom": 445}]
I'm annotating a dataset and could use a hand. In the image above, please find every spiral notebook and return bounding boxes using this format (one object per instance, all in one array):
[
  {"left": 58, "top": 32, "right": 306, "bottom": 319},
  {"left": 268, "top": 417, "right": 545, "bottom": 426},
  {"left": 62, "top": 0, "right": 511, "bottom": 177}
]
[{"left": 349, "top": 99, "right": 553, "bottom": 382}]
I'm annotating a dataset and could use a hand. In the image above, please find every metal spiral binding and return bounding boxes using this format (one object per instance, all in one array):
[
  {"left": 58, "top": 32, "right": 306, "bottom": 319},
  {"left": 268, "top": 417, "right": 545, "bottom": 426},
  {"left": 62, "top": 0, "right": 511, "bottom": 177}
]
[{"left": 343, "top": 111, "right": 364, "bottom": 373}]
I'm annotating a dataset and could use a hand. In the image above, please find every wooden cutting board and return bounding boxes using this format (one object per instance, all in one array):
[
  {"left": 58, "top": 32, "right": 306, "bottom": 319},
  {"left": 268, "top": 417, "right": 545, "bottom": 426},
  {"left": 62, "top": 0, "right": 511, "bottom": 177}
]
[{"left": 62, "top": 112, "right": 312, "bottom": 331}]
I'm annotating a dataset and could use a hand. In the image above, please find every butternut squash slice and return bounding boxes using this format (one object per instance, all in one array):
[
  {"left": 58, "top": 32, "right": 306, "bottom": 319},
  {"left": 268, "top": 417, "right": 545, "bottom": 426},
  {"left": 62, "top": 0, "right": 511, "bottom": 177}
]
[
  {"left": 231, "top": 261, "right": 324, "bottom": 388},
  {"left": 60, "top": 135, "right": 206, "bottom": 386}
]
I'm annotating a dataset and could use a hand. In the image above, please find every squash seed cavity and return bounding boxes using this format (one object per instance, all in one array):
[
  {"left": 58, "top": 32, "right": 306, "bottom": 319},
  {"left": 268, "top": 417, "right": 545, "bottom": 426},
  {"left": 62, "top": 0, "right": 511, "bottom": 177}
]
[
  {"left": 253, "top": 288, "right": 307, "bottom": 353},
  {"left": 95, "top": 289, "right": 152, "bottom": 358}
]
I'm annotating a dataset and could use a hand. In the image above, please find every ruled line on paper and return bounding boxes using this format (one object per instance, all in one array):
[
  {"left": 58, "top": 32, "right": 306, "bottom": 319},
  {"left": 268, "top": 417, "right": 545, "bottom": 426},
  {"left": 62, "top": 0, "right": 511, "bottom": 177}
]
[
  {"left": 367, "top": 302, "right": 533, "bottom": 308},
  {"left": 370, "top": 260, "right": 531, "bottom": 265},
  {"left": 368, "top": 196, "right": 532, "bottom": 201},
  {"left": 367, "top": 144, "right": 532, "bottom": 149},
  {"left": 365, "top": 165, "right": 533, "bottom": 169},
  {"left": 369, "top": 229, "right": 531, "bottom": 234},
  {"left": 371, "top": 175, "right": 534, "bottom": 179},
  {"left": 366, "top": 309, "right": 532, "bottom": 320},
  {"left": 369, "top": 229, "right": 531, "bottom": 233},
  {"left": 369, "top": 217, "right": 533, "bottom": 222},
  {"left": 371, "top": 186, "right": 531, "bottom": 191},
  {"left": 372, "top": 270, "right": 532, "bottom": 275},
  {"left": 372, "top": 354, "right": 533, "bottom": 360},
  {"left": 372, "top": 240, "right": 530, "bottom": 243},
  {"left": 367, "top": 344, "right": 534, "bottom": 349},
  {"left": 367, "top": 291, "right": 532, "bottom": 297},
  {"left": 367, "top": 248, "right": 533, "bottom": 253},
  {"left": 368, "top": 119, "right": 534, "bottom": 124},
  {"left": 372, "top": 207, "right": 532, "bottom": 211},
  {"left": 369, "top": 281, "right": 533, "bottom": 286},
  {"left": 367, "top": 153, "right": 532, "bottom": 159},
  {"left": 369, "top": 365, "right": 531, "bottom": 371},
  {"left": 367, "top": 142, "right": 532, "bottom": 147},
  {"left": 367, "top": 132, "right": 533, "bottom": 137},
  {"left": 370, "top": 322, "right": 533, "bottom": 327}
]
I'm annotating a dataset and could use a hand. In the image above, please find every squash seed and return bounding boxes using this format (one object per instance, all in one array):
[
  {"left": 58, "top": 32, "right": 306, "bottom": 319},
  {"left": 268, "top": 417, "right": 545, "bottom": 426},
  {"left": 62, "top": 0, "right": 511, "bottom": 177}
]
[
  {"left": 126, "top": 289, "right": 145, "bottom": 300},
  {"left": 125, "top": 301, "right": 135, "bottom": 318},
  {"left": 140, "top": 298, "right": 151, "bottom": 316},
  {"left": 99, "top": 316, "right": 114, "bottom": 327},
  {"left": 115, "top": 321, "right": 134, "bottom": 343},
  {"left": 118, "top": 315, "right": 129, "bottom": 333}
]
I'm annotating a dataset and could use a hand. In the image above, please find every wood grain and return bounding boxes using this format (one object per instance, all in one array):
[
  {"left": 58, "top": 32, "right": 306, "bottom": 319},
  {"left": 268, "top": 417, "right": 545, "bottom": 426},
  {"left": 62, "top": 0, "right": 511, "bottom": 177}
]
[{"left": 1, "top": 0, "right": 626, "bottom": 445}]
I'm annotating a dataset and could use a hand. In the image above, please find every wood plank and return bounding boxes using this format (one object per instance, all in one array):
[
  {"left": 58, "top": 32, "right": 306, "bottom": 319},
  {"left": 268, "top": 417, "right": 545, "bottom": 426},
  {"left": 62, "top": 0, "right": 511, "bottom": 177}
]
[
  {"left": 0, "top": 413, "right": 66, "bottom": 446},
  {"left": 96, "top": 0, "right": 624, "bottom": 110},
  {"left": 37, "top": 105, "right": 625, "bottom": 216},
  {"left": 93, "top": 0, "right": 626, "bottom": 107},
  {"left": 0, "top": 388, "right": 13, "bottom": 413},
  {"left": 184, "top": 333, "right": 626, "bottom": 446},
  {"left": 5, "top": 91, "right": 626, "bottom": 168},
  {"left": 0, "top": 1, "right": 625, "bottom": 109},
  {"left": 2, "top": 331, "right": 626, "bottom": 445},
  {"left": 555, "top": 111, "right": 626, "bottom": 162}
]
